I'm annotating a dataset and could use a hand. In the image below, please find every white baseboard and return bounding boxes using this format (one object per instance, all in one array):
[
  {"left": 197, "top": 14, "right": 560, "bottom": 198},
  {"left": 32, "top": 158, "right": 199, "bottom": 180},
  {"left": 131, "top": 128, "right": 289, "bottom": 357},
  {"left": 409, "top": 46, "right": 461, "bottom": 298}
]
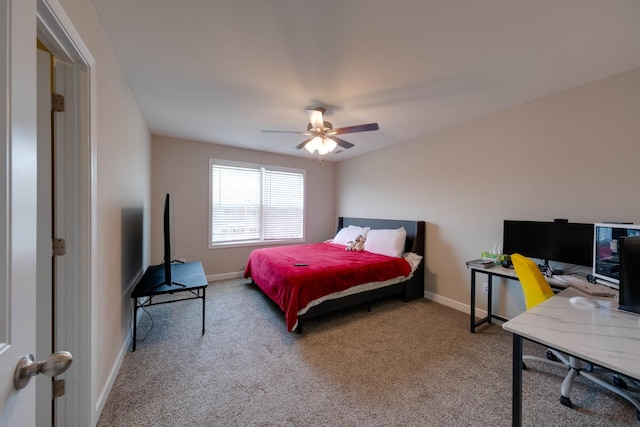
[
  {"left": 96, "top": 323, "right": 132, "bottom": 420},
  {"left": 423, "top": 290, "right": 488, "bottom": 319},
  {"left": 206, "top": 271, "right": 244, "bottom": 282}
]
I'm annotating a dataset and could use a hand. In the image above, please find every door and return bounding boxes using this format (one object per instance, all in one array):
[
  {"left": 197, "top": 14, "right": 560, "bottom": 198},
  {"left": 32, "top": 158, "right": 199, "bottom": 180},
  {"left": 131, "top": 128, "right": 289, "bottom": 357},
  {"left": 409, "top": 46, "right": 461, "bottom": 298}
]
[
  {"left": 37, "top": 43, "right": 76, "bottom": 427},
  {"left": 2, "top": 1, "right": 93, "bottom": 424},
  {"left": 0, "top": 0, "right": 39, "bottom": 424},
  {"left": 36, "top": 45, "right": 56, "bottom": 427}
]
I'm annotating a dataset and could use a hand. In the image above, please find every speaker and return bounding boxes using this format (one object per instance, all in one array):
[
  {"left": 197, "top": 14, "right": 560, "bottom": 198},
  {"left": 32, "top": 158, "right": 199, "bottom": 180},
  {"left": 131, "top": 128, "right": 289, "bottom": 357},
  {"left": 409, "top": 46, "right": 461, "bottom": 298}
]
[{"left": 502, "top": 258, "right": 512, "bottom": 268}]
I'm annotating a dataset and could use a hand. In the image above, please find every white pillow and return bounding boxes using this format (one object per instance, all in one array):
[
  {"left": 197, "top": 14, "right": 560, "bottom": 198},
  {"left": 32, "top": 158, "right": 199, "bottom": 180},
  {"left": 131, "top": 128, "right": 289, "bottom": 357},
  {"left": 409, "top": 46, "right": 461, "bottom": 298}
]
[
  {"left": 364, "top": 227, "right": 406, "bottom": 258},
  {"left": 332, "top": 225, "right": 370, "bottom": 246}
]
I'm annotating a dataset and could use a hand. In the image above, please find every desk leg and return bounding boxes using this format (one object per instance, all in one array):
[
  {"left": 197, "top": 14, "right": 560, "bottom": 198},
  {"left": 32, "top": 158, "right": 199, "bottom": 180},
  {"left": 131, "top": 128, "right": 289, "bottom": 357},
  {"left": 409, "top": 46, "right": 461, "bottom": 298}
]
[
  {"left": 512, "top": 334, "right": 523, "bottom": 427},
  {"left": 202, "top": 288, "right": 206, "bottom": 335},
  {"left": 470, "top": 269, "right": 476, "bottom": 333},
  {"left": 132, "top": 299, "right": 138, "bottom": 352},
  {"left": 487, "top": 273, "right": 493, "bottom": 325}
]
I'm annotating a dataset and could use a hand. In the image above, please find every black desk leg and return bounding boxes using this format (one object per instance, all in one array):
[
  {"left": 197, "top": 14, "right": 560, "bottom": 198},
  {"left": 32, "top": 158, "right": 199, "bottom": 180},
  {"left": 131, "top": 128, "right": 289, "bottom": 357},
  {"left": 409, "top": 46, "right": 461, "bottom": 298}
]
[
  {"left": 512, "top": 334, "right": 523, "bottom": 427},
  {"left": 487, "top": 273, "right": 493, "bottom": 326},
  {"left": 470, "top": 269, "right": 476, "bottom": 333},
  {"left": 202, "top": 288, "right": 206, "bottom": 335},
  {"left": 132, "top": 300, "right": 138, "bottom": 352}
]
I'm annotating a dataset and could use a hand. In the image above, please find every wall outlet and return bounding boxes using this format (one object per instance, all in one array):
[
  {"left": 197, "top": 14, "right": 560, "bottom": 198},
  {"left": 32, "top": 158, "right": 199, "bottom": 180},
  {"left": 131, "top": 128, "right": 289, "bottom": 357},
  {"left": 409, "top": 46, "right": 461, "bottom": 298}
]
[{"left": 483, "top": 282, "right": 488, "bottom": 293}]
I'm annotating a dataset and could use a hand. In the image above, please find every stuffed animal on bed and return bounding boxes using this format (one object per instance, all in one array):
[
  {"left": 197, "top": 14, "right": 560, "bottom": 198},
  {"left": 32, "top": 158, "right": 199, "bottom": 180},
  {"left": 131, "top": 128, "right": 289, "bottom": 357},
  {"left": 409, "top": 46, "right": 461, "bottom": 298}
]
[{"left": 345, "top": 235, "right": 366, "bottom": 251}]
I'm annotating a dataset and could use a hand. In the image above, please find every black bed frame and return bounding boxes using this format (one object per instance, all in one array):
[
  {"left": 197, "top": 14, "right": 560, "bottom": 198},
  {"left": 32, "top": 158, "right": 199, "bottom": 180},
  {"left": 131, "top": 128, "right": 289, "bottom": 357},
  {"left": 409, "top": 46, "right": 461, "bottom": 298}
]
[{"left": 294, "top": 217, "right": 426, "bottom": 332}]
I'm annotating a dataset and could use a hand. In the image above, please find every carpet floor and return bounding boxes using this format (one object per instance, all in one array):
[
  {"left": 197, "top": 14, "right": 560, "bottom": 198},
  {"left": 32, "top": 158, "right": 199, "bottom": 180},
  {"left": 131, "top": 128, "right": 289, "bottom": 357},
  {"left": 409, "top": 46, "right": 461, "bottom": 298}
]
[{"left": 97, "top": 279, "right": 639, "bottom": 426}]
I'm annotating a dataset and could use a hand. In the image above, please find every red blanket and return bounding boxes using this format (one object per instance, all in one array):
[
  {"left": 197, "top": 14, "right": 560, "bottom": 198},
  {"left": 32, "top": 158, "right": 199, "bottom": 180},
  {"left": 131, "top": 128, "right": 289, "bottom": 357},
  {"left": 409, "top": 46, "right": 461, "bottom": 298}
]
[{"left": 244, "top": 242, "right": 412, "bottom": 331}]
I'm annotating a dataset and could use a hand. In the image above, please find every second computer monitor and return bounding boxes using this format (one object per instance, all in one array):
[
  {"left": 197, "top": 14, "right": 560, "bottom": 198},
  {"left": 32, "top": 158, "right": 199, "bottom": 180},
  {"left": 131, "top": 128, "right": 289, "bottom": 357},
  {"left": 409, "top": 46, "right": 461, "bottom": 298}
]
[{"left": 618, "top": 235, "right": 640, "bottom": 315}]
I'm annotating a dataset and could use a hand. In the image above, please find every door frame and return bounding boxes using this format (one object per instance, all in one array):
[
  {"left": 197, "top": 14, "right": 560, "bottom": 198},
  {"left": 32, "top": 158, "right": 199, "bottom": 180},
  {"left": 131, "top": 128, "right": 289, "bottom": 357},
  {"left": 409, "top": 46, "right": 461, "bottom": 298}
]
[{"left": 36, "top": 0, "right": 96, "bottom": 425}]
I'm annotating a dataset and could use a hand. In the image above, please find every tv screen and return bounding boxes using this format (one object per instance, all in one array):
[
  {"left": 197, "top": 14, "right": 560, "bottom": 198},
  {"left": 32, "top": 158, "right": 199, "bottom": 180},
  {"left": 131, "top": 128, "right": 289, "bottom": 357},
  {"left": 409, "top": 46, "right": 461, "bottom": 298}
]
[
  {"left": 619, "top": 235, "right": 640, "bottom": 314},
  {"left": 163, "top": 193, "right": 173, "bottom": 286},
  {"left": 503, "top": 220, "right": 593, "bottom": 267},
  {"left": 593, "top": 223, "right": 640, "bottom": 286}
]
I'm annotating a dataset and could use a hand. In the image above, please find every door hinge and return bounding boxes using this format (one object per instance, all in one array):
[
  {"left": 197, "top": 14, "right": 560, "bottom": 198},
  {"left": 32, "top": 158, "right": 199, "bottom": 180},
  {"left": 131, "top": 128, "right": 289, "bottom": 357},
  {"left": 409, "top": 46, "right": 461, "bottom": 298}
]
[
  {"left": 52, "top": 379, "right": 66, "bottom": 399},
  {"left": 52, "top": 93, "right": 65, "bottom": 112},
  {"left": 53, "top": 238, "right": 66, "bottom": 257}
]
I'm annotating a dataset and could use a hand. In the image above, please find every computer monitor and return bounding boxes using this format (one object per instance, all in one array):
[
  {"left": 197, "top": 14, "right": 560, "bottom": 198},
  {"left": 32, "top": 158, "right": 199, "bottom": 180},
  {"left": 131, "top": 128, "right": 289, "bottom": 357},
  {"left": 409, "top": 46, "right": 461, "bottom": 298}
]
[
  {"left": 592, "top": 223, "right": 640, "bottom": 286},
  {"left": 618, "top": 235, "right": 640, "bottom": 314},
  {"left": 503, "top": 220, "right": 548, "bottom": 262},
  {"left": 503, "top": 220, "right": 593, "bottom": 267}
]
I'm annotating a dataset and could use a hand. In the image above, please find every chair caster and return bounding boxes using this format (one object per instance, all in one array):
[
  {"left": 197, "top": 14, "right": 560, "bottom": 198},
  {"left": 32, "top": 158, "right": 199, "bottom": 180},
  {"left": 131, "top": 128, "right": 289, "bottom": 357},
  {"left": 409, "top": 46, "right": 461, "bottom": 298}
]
[
  {"left": 546, "top": 350, "right": 558, "bottom": 362},
  {"left": 613, "top": 375, "right": 628, "bottom": 389},
  {"left": 560, "top": 396, "right": 573, "bottom": 408}
]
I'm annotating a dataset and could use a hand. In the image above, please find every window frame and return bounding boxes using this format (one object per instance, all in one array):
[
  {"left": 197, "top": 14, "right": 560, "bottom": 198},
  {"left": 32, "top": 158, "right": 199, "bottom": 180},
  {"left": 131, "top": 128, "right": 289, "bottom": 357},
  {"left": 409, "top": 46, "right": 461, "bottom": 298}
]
[{"left": 208, "top": 158, "right": 306, "bottom": 248}]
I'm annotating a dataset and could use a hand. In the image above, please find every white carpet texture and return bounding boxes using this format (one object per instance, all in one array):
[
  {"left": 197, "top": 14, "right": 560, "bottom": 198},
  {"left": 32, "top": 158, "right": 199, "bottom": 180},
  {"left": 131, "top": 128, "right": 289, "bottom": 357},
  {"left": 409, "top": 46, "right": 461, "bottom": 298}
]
[{"left": 98, "top": 279, "right": 639, "bottom": 426}]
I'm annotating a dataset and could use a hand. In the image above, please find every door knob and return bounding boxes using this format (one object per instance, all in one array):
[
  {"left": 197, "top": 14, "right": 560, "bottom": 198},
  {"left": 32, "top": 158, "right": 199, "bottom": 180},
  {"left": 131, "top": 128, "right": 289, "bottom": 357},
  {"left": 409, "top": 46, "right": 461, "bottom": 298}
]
[{"left": 14, "top": 351, "right": 73, "bottom": 390}]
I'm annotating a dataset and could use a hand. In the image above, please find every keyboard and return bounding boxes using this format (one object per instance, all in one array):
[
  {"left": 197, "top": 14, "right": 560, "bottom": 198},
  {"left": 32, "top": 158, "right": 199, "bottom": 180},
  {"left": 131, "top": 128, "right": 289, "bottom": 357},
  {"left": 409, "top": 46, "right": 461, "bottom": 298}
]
[{"left": 554, "top": 274, "right": 617, "bottom": 297}]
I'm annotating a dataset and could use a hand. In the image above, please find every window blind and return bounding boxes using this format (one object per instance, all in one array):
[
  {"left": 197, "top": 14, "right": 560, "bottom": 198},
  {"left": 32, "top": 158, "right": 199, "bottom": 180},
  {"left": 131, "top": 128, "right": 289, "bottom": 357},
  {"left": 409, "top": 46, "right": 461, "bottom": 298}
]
[{"left": 210, "top": 160, "right": 304, "bottom": 245}]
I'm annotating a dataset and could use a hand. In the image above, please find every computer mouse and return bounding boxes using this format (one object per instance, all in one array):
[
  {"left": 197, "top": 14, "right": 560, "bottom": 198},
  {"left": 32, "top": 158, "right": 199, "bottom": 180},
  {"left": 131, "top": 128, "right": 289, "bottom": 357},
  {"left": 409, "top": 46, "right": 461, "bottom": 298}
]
[{"left": 569, "top": 296, "right": 600, "bottom": 309}]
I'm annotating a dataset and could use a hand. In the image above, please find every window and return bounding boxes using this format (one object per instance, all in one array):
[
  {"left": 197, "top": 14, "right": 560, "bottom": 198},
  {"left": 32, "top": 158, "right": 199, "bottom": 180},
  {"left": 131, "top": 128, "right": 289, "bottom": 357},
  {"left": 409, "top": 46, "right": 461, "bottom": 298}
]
[{"left": 209, "top": 159, "right": 305, "bottom": 247}]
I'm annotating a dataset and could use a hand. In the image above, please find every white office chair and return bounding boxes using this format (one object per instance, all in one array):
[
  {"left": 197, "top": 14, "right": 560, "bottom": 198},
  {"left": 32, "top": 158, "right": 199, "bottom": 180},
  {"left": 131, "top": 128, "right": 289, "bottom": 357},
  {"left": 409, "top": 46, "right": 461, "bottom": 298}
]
[{"left": 511, "top": 253, "right": 640, "bottom": 420}]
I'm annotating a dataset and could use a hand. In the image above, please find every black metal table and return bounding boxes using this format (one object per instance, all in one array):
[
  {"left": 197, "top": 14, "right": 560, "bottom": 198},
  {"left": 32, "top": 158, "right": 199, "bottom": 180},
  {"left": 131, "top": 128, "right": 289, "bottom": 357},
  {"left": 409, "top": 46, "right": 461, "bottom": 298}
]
[
  {"left": 468, "top": 264, "right": 565, "bottom": 333},
  {"left": 131, "top": 261, "right": 208, "bottom": 351}
]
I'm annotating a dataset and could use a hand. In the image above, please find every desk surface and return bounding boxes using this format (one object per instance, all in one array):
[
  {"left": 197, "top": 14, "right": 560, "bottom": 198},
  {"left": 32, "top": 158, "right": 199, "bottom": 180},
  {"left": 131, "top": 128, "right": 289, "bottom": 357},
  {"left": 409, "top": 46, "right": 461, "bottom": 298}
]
[
  {"left": 503, "top": 288, "right": 640, "bottom": 380},
  {"left": 131, "top": 261, "right": 208, "bottom": 298}
]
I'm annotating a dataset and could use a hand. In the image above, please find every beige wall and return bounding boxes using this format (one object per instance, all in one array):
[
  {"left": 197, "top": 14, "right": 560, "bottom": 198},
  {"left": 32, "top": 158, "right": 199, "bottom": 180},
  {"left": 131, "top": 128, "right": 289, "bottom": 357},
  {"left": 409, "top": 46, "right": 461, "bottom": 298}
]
[
  {"left": 151, "top": 136, "right": 336, "bottom": 278},
  {"left": 336, "top": 67, "right": 640, "bottom": 319},
  {"left": 59, "top": 0, "right": 152, "bottom": 420}
]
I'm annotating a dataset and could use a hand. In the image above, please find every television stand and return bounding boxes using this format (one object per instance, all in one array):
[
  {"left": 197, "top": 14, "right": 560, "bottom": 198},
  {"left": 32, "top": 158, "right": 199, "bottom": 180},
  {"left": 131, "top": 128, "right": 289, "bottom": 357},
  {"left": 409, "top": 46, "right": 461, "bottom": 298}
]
[
  {"left": 149, "top": 279, "right": 186, "bottom": 292},
  {"left": 131, "top": 261, "right": 208, "bottom": 351}
]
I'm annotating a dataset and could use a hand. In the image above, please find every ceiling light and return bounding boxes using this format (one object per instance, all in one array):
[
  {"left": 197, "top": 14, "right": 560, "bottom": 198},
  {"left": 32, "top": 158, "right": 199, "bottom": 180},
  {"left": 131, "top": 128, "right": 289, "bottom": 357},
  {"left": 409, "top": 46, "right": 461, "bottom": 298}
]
[
  {"left": 305, "top": 136, "right": 322, "bottom": 153},
  {"left": 323, "top": 137, "right": 337, "bottom": 152}
]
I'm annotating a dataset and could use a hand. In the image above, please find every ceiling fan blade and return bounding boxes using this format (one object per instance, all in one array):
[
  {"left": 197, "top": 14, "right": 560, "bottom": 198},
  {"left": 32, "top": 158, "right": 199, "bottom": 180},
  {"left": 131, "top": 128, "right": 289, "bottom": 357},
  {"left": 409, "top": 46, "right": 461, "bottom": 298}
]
[
  {"left": 295, "top": 137, "right": 315, "bottom": 150},
  {"left": 332, "top": 123, "right": 379, "bottom": 135},
  {"left": 306, "top": 108, "right": 325, "bottom": 130},
  {"left": 330, "top": 136, "right": 354, "bottom": 149}
]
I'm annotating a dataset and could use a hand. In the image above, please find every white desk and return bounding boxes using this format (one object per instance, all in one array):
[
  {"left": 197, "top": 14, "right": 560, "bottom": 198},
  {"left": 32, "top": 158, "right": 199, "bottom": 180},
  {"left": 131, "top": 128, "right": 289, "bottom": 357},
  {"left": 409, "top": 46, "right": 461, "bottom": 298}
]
[
  {"left": 502, "top": 288, "right": 640, "bottom": 426},
  {"left": 468, "top": 265, "right": 568, "bottom": 333}
]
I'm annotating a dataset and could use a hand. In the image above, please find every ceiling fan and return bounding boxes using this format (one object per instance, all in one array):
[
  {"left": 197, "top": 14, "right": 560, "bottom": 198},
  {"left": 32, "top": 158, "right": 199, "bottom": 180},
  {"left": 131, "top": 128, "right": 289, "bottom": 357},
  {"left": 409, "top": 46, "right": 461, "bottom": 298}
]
[{"left": 261, "top": 107, "right": 379, "bottom": 159}]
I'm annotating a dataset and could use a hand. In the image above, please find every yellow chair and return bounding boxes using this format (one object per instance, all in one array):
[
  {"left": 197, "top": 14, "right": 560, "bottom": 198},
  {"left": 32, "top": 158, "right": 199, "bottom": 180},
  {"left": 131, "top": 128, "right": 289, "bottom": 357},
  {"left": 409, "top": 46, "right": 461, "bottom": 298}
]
[{"left": 511, "top": 253, "right": 640, "bottom": 415}]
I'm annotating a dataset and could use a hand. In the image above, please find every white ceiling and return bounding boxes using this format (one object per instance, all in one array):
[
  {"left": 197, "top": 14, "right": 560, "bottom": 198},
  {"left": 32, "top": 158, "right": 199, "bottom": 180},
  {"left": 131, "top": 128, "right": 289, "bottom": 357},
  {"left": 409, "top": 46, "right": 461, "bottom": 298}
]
[{"left": 93, "top": 0, "right": 640, "bottom": 161}]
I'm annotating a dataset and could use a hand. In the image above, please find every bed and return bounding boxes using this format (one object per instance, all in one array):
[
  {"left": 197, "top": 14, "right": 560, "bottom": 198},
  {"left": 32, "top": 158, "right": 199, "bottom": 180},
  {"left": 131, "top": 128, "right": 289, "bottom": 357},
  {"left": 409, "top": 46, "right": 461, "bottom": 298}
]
[{"left": 244, "top": 217, "right": 426, "bottom": 332}]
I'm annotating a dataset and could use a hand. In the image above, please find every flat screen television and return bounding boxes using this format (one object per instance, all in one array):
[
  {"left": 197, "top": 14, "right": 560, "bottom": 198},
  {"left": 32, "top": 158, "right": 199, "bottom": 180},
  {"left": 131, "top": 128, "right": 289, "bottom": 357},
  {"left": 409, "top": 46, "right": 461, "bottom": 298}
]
[
  {"left": 619, "top": 235, "right": 640, "bottom": 314},
  {"left": 163, "top": 193, "right": 173, "bottom": 286},
  {"left": 153, "top": 193, "right": 184, "bottom": 290},
  {"left": 503, "top": 220, "right": 593, "bottom": 268},
  {"left": 592, "top": 223, "right": 640, "bottom": 286}
]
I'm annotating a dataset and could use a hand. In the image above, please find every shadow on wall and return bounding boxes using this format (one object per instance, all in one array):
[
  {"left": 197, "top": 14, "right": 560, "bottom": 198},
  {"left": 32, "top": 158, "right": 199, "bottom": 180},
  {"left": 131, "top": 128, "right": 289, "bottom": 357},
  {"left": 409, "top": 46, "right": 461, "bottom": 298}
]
[
  {"left": 424, "top": 223, "right": 458, "bottom": 295},
  {"left": 424, "top": 223, "right": 439, "bottom": 294},
  {"left": 122, "top": 207, "right": 144, "bottom": 290}
]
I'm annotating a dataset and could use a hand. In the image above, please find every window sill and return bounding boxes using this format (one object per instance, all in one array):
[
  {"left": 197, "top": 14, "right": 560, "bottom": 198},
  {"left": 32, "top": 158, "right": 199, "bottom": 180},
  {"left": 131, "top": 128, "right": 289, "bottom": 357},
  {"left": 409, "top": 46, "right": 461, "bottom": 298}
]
[{"left": 209, "top": 238, "right": 304, "bottom": 250}]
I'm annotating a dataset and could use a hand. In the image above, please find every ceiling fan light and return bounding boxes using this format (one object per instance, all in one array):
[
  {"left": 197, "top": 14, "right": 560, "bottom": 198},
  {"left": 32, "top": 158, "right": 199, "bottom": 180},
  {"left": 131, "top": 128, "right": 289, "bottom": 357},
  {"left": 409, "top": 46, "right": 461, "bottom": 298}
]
[
  {"left": 323, "top": 137, "right": 337, "bottom": 152},
  {"left": 305, "top": 136, "right": 322, "bottom": 153}
]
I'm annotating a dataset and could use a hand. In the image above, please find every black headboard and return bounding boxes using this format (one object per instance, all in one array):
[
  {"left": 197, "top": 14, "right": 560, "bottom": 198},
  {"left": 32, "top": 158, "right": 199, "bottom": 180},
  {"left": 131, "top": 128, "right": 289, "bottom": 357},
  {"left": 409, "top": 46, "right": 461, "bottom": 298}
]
[{"left": 337, "top": 217, "right": 426, "bottom": 256}]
